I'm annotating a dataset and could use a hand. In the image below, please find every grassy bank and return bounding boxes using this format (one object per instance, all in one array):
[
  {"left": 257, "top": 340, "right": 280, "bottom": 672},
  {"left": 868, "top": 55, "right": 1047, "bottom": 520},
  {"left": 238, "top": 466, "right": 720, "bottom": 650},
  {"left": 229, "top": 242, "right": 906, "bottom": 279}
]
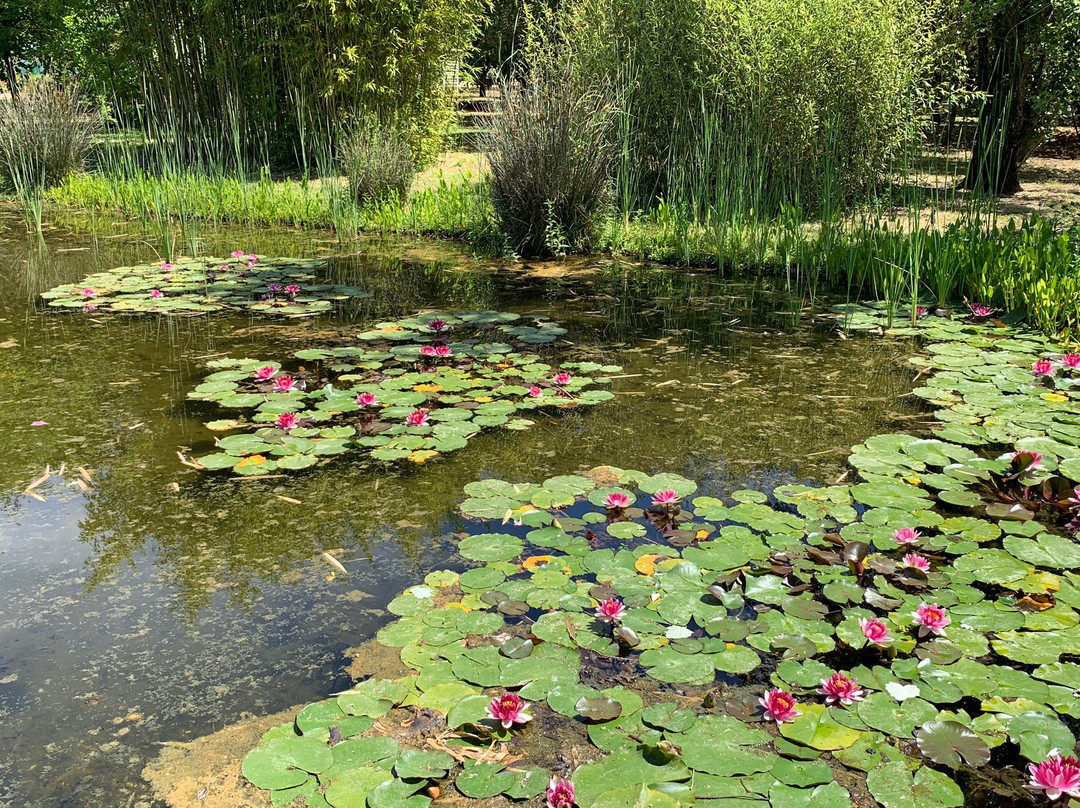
[{"left": 42, "top": 167, "right": 1080, "bottom": 340}]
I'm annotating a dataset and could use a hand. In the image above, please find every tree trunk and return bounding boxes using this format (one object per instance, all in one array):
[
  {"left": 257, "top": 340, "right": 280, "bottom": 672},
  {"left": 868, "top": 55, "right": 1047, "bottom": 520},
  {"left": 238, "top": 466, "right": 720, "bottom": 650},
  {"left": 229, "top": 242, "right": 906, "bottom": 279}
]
[
  {"left": 3, "top": 53, "right": 17, "bottom": 101},
  {"left": 960, "top": 1, "right": 1053, "bottom": 196}
]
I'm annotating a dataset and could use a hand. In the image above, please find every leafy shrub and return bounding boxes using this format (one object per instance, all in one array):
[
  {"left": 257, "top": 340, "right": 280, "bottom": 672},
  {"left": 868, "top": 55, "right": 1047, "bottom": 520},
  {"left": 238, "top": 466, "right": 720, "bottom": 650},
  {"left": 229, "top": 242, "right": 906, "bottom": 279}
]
[
  {"left": 544, "top": 0, "right": 949, "bottom": 214},
  {"left": 486, "top": 77, "right": 616, "bottom": 256},
  {"left": 339, "top": 119, "right": 416, "bottom": 206},
  {"left": 0, "top": 78, "right": 99, "bottom": 192}
]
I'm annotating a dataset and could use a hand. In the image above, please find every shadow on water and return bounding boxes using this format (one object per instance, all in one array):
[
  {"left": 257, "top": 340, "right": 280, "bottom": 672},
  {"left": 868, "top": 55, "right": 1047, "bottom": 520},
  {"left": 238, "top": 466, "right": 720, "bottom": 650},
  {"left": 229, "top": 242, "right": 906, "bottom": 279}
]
[{"left": 0, "top": 211, "right": 924, "bottom": 807}]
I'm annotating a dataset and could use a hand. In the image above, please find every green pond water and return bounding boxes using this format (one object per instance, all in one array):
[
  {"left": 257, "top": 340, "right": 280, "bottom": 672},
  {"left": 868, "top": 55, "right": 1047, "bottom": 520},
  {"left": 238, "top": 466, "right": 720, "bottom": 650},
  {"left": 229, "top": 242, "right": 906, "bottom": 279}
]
[{"left": 0, "top": 211, "right": 924, "bottom": 807}]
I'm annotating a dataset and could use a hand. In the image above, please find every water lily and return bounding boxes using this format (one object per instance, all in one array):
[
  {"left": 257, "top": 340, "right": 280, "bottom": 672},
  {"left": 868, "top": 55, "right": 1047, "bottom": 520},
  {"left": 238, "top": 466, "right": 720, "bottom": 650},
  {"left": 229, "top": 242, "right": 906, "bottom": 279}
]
[
  {"left": 652, "top": 489, "right": 679, "bottom": 507},
  {"left": 1011, "top": 450, "right": 1044, "bottom": 470},
  {"left": 915, "top": 306, "right": 929, "bottom": 318},
  {"left": 486, "top": 692, "right": 532, "bottom": 728},
  {"left": 547, "top": 778, "right": 575, "bottom": 808},
  {"left": 356, "top": 392, "right": 378, "bottom": 406},
  {"left": 231, "top": 250, "right": 246, "bottom": 258},
  {"left": 254, "top": 366, "right": 276, "bottom": 380},
  {"left": 1068, "top": 487, "right": 1080, "bottom": 507},
  {"left": 285, "top": 284, "right": 300, "bottom": 296},
  {"left": 80, "top": 288, "right": 95, "bottom": 298},
  {"left": 268, "top": 283, "right": 283, "bottom": 293},
  {"left": 161, "top": 262, "right": 172, "bottom": 271},
  {"left": 903, "top": 553, "right": 931, "bottom": 572},
  {"left": 819, "top": 673, "right": 865, "bottom": 707},
  {"left": 859, "top": 617, "right": 892, "bottom": 646},
  {"left": 420, "top": 345, "right": 438, "bottom": 357},
  {"left": 149, "top": 289, "right": 163, "bottom": 299},
  {"left": 595, "top": 598, "right": 627, "bottom": 623},
  {"left": 893, "top": 527, "right": 922, "bottom": 545},
  {"left": 759, "top": 688, "right": 801, "bottom": 723},
  {"left": 435, "top": 345, "right": 452, "bottom": 357},
  {"left": 31, "top": 420, "right": 46, "bottom": 426},
  {"left": 406, "top": 410, "right": 429, "bottom": 426},
  {"left": 276, "top": 412, "right": 298, "bottom": 430},
  {"left": 1028, "top": 753, "right": 1080, "bottom": 801},
  {"left": 82, "top": 303, "right": 97, "bottom": 313},
  {"left": 1061, "top": 354, "right": 1080, "bottom": 369},
  {"left": 969, "top": 303, "right": 994, "bottom": 318},
  {"left": 527, "top": 386, "right": 544, "bottom": 398},
  {"left": 247, "top": 253, "right": 258, "bottom": 262},
  {"left": 912, "top": 602, "right": 950, "bottom": 636},
  {"left": 427, "top": 318, "right": 448, "bottom": 332},
  {"left": 604, "top": 492, "right": 631, "bottom": 509},
  {"left": 274, "top": 375, "right": 298, "bottom": 393},
  {"left": 1033, "top": 359, "right": 1056, "bottom": 378},
  {"left": 554, "top": 372, "right": 572, "bottom": 385}
]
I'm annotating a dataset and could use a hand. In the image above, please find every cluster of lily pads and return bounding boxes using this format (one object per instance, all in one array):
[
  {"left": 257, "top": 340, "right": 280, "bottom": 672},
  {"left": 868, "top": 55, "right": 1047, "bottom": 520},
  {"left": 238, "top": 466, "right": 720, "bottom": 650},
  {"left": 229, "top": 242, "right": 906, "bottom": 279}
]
[
  {"left": 40, "top": 252, "right": 370, "bottom": 316},
  {"left": 240, "top": 304, "right": 1080, "bottom": 808},
  {"left": 185, "top": 311, "right": 618, "bottom": 474}
]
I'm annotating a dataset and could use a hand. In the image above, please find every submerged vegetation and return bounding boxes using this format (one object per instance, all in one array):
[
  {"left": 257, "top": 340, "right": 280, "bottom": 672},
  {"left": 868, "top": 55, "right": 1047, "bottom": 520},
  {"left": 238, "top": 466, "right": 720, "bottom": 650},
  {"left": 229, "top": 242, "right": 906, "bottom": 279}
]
[{"left": 237, "top": 308, "right": 1080, "bottom": 808}]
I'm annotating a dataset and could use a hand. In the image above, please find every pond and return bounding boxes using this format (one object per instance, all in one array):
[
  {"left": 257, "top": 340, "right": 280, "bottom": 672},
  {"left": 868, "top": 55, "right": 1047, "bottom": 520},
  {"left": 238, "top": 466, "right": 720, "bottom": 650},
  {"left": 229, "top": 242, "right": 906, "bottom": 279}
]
[{"left": 0, "top": 211, "right": 922, "bottom": 807}]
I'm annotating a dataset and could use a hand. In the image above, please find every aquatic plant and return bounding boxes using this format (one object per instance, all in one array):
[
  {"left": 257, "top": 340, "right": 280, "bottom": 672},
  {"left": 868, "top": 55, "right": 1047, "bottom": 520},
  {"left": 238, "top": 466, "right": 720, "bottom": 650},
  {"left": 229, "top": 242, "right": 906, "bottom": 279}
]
[
  {"left": 1028, "top": 754, "right": 1080, "bottom": 801},
  {"left": 818, "top": 673, "right": 864, "bottom": 707},
  {"left": 184, "top": 310, "right": 619, "bottom": 474},
  {"left": 759, "top": 689, "right": 801, "bottom": 724},
  {"left": 486, "top": 693, "right": 533, "bottom": 729},
  {"left": 40, "top": 255, "right": 371, "bottom": 317}
]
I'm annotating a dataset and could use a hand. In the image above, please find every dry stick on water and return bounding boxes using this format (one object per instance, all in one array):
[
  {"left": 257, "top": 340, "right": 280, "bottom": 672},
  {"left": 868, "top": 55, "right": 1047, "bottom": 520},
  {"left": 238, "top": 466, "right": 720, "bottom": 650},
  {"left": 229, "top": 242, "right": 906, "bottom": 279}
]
[{"left": 321, "top": 552, "right": 348, "bottom": 575}]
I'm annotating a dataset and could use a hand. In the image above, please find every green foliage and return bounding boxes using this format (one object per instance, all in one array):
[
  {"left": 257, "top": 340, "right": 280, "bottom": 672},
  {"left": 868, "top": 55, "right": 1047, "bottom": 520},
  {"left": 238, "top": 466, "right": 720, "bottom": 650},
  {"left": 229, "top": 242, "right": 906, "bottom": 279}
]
[
  {"left": 546, "top": 0, "right": 948, "bottom": 214},
  {"left": 96, "top": 0, "right": 484, "bottom": 165}
]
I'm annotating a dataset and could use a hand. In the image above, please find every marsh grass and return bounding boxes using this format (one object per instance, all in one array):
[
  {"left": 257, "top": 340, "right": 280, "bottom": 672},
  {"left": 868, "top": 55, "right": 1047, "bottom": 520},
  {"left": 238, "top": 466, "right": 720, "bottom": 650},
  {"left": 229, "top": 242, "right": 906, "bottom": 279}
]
[
  {"left": 485, "top": 76, "right": 616, "bottom": 256},
  {"left": 0, "top": 79, "right": 99, "bottom": 231}
]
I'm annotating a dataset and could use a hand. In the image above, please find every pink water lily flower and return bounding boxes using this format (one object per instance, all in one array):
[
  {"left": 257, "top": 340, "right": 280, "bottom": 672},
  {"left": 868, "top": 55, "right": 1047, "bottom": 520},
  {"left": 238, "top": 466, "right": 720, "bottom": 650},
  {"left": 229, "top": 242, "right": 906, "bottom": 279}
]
[
  {"left": 547, "top": 778, "right": 575, "bottom": 808},
  {"left": 420, "top": 345, "right": 438, "bottom": 357},
  {"left": 969, "top": 303, "right": 994, "bottom": 318},
  {"left": 82, "top": 304, "right": 97, "bottom": 313},
  {"left": 819, "top": 673, "right": 865, "bottom": 707},
  {"left": 254, "top": 365, "right": 276, "bottom": 380},
  {"left": 80, "top": 288, "right": 95, "bottom": 298},
  {"left": 231, "top": 250, "right": 246, "bottom": 258},
  {"left": 285, "top": 284, "right": 300, "bottom": 296},
  {"left": 553, "top": 372, "right": 572, "bottom": 385},
  {"left": 247, "top": 253, "right": 258, "bottom": 262},
  {"left": 1028, "top": 753, "right": 1080, "bottom": 801},
  {"left": 161, "top": 262, "right": 172, "bottom": 271},
  {"left": 274, "top": 375, "right": 298, "bottom": 393},
  {"left": 893, "top": 527, "right": 922, "bottom": 545},
  {"left": 1061, "top": 354, "right": 1080, "bottom": 369},
  {"left": 276, "top": 412, "right": 298, "bottom": 430},
  {"left": 903, "top": 553, "right": 931, "bottom": 572},
  {"left": 356, "top": 392, "right": 378, "bottom": 406},
  {"left": 652, "top": 489, "right": 679, "bottom": 507},
  {"left": 406, "top": 410, "right": 429, "bottom": 427},
  {"left": 604, "top": 492, "right": 631, "bottom": 509},
  {"left": 427, "top": 318, "right": 448, "bottom": 332},
  {"left": 149, "top": 289, "right": 163, "bottom": 299},
  {"left": 912, "top": 603, "right": 950, "bottom": 636},
  {"left": 527, "top": 386, "right": 544, "bottom": 398},
  {"left": 1010, "top": 450, "right": 1044, "bottom": 470},
  {"left": 268, "top": 283, "right": 282, "bottom": 293},
  {"left": 595, "top": 598, "right": 627, "bottom": 623},
  {"left": 1033, "top": 359, "right": 1056, "bottom": 378},
  {"left": 435, "top": 345, "right": 452, "bottom": 357},
  {"left": 31, "top": 420, "right": 47, "bottom": 426},
  {"left": 859, "top": 617, "right": 892, "bottom": 646},
  {"left": 915, "top": 306, "right": 929, "bottom": 318},
  {"left": 486, "top": 692, "right": 532, "bottom": 728},
  {"left": 1068, "top": 487, "right": 1080, "bottom": 507},
  {"left": 759, "top": 688, "right": 801, "bottom": 724}
]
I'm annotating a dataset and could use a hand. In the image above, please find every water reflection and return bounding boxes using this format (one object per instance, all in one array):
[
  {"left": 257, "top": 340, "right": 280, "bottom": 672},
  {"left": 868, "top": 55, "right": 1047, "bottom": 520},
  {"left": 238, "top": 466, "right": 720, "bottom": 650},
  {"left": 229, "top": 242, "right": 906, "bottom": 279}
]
[{"left": 0, "top": 213, "right": 923, "bottom": 807}]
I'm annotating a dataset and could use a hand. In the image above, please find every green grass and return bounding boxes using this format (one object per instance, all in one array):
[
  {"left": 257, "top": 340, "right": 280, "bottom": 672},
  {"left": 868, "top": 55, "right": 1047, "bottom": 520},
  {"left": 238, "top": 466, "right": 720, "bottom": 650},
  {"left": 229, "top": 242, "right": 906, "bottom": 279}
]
[{"left": 40, "top": 166, "right": 1080, "bottom": 341}]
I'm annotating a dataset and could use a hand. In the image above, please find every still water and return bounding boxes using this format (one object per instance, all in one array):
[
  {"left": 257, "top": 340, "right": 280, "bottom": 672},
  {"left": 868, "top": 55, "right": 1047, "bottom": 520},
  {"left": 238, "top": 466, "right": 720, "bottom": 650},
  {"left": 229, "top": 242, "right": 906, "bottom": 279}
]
[{"left": 0, "top": 212, "right": 922, "bottom": 807}]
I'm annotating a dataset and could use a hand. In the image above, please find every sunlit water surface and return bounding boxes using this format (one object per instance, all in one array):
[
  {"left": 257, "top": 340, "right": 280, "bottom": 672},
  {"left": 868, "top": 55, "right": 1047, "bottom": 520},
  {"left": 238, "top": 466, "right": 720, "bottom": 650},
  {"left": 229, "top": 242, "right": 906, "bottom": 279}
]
[{"left": 0, "top": 212, "right": 925, "bottom": 807}]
